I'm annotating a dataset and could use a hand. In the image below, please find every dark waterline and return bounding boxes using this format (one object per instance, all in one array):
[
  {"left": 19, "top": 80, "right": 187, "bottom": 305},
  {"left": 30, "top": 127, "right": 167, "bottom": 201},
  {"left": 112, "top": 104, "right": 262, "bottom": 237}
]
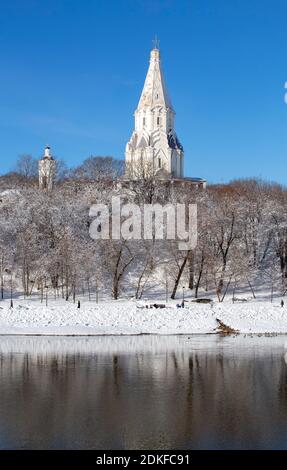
[{"left": 0, "top": 335, "right": 286, "bottom": 449}]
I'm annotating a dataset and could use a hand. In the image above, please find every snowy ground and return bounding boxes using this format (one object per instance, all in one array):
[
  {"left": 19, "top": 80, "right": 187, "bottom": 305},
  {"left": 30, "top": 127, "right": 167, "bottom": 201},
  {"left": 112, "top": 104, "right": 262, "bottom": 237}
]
[{"left": 0, "top": 297, "right": 287, "bottom": 335}]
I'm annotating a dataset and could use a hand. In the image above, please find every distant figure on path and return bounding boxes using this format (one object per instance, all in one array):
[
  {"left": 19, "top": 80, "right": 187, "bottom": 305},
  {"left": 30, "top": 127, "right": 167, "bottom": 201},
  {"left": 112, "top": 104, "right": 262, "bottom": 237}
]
[{"left": 281, "top": 299, "right": 284, "bottom": 308}]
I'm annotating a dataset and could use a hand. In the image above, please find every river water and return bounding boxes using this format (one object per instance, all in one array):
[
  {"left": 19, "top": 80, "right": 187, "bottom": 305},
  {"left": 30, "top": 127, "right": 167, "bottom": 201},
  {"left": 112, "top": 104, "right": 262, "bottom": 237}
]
[{"left": 0, "top": 335, "right": 286, "bottom": 449}]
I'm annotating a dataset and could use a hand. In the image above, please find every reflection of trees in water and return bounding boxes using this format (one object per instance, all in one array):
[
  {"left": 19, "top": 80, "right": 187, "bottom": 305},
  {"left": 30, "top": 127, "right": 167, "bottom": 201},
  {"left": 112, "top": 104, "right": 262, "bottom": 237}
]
[
  {"left": 185, "top": 353, "right": 287, "bottom": 449},
  {"left": 277, "top": 356, "right": 287, "bottom": 414},
  {"left": 0, "top": 350, "right": 286, "bottom": 449}
]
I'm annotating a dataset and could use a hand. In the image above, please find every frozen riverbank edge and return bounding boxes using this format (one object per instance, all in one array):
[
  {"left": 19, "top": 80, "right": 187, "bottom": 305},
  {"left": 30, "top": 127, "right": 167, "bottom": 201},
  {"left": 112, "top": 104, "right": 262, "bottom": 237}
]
[{"left": 0, "top": 299, "right": 287, "bottom": 335}]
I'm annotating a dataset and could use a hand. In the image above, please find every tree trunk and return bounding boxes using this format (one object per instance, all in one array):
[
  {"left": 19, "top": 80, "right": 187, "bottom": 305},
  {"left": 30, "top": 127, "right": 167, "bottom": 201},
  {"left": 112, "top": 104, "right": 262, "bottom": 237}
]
[
  {"left": 171, "top": 251, "right": 190, "bottom": 299},
  {"left": 188, "top": 251, "right": 194, "bottom": 290}
]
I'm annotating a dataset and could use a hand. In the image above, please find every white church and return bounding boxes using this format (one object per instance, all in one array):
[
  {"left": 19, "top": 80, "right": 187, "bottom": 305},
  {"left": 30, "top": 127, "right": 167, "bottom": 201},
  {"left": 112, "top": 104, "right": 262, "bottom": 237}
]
[
  {"left": 125, "top": 45, "right": 184, "bottom": 179},
  {"left": 124, "top": 41, "right": 206, "bottom": 188},
  {"left": 38, "top": 42, "right": 206, "bottom": 190}
]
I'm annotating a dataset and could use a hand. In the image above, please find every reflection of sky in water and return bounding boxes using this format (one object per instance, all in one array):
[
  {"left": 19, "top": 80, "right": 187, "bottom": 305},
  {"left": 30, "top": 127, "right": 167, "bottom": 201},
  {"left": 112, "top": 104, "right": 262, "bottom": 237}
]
[{"left": 0, "top": 335, "right": 286, "bottom": 450}]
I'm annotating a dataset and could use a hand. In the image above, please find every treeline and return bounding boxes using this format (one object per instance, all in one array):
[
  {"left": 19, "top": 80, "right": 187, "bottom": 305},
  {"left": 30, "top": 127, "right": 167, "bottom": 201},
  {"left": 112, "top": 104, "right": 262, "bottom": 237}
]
[
  {"left": 0, "top": 155, "right": 287, "bottom": 301},
  {"left": 0, "top": 154, "right": 125, "bottom": 192}
]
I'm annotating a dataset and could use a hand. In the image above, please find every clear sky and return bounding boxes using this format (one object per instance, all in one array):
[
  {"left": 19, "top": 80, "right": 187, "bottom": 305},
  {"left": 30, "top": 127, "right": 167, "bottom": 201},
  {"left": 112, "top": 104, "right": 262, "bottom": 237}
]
[{"left": 0, "top": 0, "right": 287, "bottom": 184}]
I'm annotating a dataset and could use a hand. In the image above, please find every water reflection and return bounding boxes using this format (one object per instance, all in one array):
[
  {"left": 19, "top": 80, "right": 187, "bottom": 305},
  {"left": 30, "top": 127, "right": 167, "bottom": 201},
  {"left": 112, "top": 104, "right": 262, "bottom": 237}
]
[{"left": 0, "top": 335, "right": 286, "bottom": 449}]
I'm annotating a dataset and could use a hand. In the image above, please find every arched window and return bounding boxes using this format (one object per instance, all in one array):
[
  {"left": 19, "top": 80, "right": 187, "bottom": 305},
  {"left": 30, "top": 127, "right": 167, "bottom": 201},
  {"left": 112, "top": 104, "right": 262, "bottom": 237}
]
[
  {"left": 158, "top": 158, "right": 161, "bottom": 168},
  {"left": 143, "top": 117, "right": 146, "bottom": 126},
  {"left": 157, "top": 117, "right": 160, "bottom": 126}
]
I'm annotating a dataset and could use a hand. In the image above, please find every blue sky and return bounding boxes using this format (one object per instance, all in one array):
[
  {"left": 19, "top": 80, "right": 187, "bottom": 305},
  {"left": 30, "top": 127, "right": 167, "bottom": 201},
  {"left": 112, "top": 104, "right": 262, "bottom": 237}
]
[{"left": 0, "top": 0, "right": 287, "bottom": 184}]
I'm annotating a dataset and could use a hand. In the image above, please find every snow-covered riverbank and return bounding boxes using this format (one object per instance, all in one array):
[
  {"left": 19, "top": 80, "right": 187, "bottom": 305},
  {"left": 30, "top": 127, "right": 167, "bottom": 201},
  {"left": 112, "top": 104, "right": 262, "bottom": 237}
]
[{"left": 0, "top": 298, "right": 287, "bottom": 335}]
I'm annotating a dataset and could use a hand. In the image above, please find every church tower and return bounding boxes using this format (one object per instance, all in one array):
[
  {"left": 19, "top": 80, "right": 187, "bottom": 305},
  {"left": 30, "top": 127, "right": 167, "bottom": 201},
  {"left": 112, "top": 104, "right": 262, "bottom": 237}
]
[
  {"left": 125, "top": 41, "right": 184, "bottom": 179},
  {"left": 39, "top": 146, "right": 56, "bottom": 191}
]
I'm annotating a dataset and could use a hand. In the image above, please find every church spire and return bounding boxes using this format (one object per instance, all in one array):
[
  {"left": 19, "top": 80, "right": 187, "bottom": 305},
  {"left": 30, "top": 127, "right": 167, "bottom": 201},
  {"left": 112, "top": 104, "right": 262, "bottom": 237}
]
[
  {"left": 137, "top": 40, "right": 173, "bottom": 111},
  {"left": 125, "top": 41, "right": 184, "bottom": 179}
]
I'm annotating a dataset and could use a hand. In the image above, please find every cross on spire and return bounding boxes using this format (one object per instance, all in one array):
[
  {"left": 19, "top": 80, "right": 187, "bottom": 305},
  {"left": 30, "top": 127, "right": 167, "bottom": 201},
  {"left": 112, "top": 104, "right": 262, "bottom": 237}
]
[{"left": 152, "top": 35, "right": 160, "bottom": 50}]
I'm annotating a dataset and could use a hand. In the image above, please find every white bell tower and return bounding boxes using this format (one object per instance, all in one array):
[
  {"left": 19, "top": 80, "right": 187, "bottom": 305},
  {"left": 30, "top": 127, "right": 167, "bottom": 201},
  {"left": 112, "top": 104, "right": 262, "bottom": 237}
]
[
  {"left": 39, "top": 146, "right": 56, "bottom": 191},
  {"left": 125, "top": 40, "right": 184, "bottom": 179}
]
